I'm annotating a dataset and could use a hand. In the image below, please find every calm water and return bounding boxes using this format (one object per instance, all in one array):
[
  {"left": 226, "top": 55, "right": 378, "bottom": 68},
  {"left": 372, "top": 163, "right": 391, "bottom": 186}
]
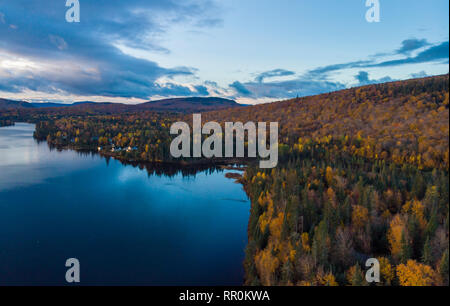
[{"left": 0, "top": 123, "right": 250, "bottom": 285}]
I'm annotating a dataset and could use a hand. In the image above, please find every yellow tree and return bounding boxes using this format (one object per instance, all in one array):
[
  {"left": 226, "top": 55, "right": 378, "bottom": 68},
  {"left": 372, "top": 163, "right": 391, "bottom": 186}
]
[
  {"left": 352, "top": 205, "right": 369, "bottom": 229},
  {"left": 378, "top": 257, "right": 395, "bottom": 285},
  {"left": 317, "top": 271, "right": 338, "bottom": 286},
  {"left": 387, "top": 214, "right": 408, "bottom": 260},
  {"left": 301, "top": 232, "right": 311, "bottom": 253},
  {"left": 325, "top": 166, "right": 334, "bottom": 186},
  {"left": 396, "top": 260, "right": 438, "bottom": 286},
  {"left": 254, "top": 248, "right": 280, "bottom": 286}
]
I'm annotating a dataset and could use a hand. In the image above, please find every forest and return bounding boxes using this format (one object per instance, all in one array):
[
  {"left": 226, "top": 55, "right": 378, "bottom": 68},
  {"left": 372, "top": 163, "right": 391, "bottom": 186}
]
[
  {"left": 0, "top": 74, "right": 448, "bottom": 286},
  {"left": 203, "top": 75, "right": 449, "bottom": 286}
]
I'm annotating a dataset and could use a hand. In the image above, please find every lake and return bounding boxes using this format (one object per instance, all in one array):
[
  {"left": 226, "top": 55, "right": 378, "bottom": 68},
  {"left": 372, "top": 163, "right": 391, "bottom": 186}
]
[{"left": 0, "top": 123, "right": 250, "bottom": 285}]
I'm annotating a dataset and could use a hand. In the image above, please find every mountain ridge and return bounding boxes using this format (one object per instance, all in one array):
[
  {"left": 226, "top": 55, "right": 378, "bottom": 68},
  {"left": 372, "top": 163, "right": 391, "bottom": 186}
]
[{"left": 0, "top": 97, "right": 242, "bottom": 113}]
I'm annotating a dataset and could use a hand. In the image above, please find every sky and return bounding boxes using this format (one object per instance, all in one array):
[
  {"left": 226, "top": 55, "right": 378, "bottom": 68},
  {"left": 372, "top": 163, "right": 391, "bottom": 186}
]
[{"left": 0, "top": 0, "right": 448, "bottom": 104}]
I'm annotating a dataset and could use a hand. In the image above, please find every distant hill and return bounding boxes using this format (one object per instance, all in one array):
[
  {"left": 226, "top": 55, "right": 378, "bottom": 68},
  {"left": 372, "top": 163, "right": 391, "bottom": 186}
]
[
  {"left": 0, "top": 99, "right": 73, "bottom": 109},
  {"left": 31, "top": 102, "right": 71, "bottom": 108},
  {"left": 71, "top": 101, "right": 115, "bottom": 106},
  {"left": 0, "top": 97, "right": 242, "bottom": 113},
  {"left": 0, "top": 98, "right": 35, "bottom": 109},
  {"left": 137, "top": 97, "right": 240, "bottom": 112}
]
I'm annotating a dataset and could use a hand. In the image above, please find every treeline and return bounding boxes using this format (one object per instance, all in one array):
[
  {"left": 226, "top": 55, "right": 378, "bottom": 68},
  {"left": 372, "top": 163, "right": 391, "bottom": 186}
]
[
  {"left": 33, "top": 112, "right": 178, "bottom": 163},
  {"left": 0, "top": 119, "right": 14, "bottom": 127}
]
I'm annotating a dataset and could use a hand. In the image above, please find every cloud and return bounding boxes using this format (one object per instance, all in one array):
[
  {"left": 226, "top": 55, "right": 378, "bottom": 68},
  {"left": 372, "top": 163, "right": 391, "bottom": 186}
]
[
  {"left": 229, "top": 78, "right": 346, "bottom": 100},
  {"left": 355, "top": 71, "right": 370, "bottom": 84},
  {"left": 193, "top": 85, "right": 209, "bottom": 96},
  {"left": 368, "top": 38, "right": 432, "bottom": 59},
  {"left": 49, "top": 35, "right": 68, "bottom": 51},
  {"left": 226, "top": 39, "right": 447, "bottom": 101},
  {"left": 306, "top": 40, "right": 449, "bottom": 78},
  {"left": 369, "top": 41, "right": 449, "bottom": 68},
  {"left": 0, "top": 0, "right": 222, "bottom": 99},
  {"left": 410, "top": 71, "right": 428, "bottom": 78},
  {"left": 255, "top": 69, "right": 295, "bottom": 83},
  {"left": 396, "top": 38, "right": 430, "bottom": 54},
  {"left": 223, "top": 39, "right": 448, "bottom": 102},
  {"left": 354, "top": 71, "right": 393, "bottom": 86},
  {"left": 308, "top": 60, "right": 372, "bottom": 78},
  {"left": 229, "top": 81, "right": 252, "bottom": 96}
]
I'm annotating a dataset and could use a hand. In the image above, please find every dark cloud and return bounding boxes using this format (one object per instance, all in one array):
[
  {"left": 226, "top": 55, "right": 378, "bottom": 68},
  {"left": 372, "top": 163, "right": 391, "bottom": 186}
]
[
  {"left": 308, "top": 60, "right": 372, "bottom": 77},
  {"left": 306, "top": 40, "right": 448, "bottom": 78},
  {"left": 247, "top": 79, "right": 346, "bottom": 98},
  {"left": 229, "top": 81, "right": 252, "bottom": 96},
  {"left": 369, "top": 41, "right": 449, "bottom": 68},
  {"left": 193, "top": 85, "right": 209, "bottom": 96},
  {"left": 255, "top": 69, "right": 295, "bottom": 83},
  {"left": 355, "top": 71, "right": 370, "bottom": 84},
  {"left": 0, "top": 0, "right": 222, "bottom": 99},
  {"left": 354, "top": 71, "right": 393, "bottom": 86},
  {"left": 229, "top": 78, "right": 346, "bottom": 100},
  {"left": 396, "top": 38, "right": 430, "bottom": 54}
]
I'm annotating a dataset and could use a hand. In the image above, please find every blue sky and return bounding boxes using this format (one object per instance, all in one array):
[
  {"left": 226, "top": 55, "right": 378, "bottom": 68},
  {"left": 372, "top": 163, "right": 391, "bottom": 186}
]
[{"left": 0, "top": 0, "right": 448, "bottom": 104}]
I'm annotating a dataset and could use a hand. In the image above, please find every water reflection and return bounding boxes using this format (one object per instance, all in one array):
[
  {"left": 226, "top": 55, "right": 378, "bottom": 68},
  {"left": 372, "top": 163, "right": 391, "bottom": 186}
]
[
  {"left": 0, "top": 123, "right": 244, "bottom": 190},
  {"left": 0, "top": 123, "right": 101, "bottom": 190}
]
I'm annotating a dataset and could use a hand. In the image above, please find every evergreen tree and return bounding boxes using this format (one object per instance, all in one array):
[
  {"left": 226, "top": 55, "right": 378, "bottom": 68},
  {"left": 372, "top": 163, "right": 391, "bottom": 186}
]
[{"left": 421, "top": 237, "right": 433, "bottom": 265}]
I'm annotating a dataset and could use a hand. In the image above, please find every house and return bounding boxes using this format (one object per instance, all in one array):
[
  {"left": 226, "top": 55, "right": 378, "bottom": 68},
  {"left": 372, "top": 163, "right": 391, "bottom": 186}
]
[{"left": 125, "top": 146, "right": 138, "bottom": 152}]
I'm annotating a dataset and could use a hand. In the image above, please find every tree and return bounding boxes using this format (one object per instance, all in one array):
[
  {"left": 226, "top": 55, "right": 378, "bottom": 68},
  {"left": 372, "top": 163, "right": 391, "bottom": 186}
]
[
  {"left": 378, "top": 257, "right": 394, "bottom": 286},
  {"left": 254, "top": 247, "right": 280, "bottom": 286},
  {"left": 400, "top": 231, "right": 413, "bottom": 263},
  {"left": 388, "top": 214, "right": 409, "bottom": 261},
  {"left": 325, "top": 166, "right": 334, "bottom": 186},
  {"left": 347, "top": 264, "right": 366, "bottom": 286},
  {"left": 301, "top": 232, "right": 311, "bottom": 253},
  {"left": 422, "top": 237, "right": 432, "bottom": 265},
  {"left": 312, "top": 220, "right": 330, "bottom": 266},
  {"left": 396, "top": 260, "right": 438, "bottom": 286},
  {"left": 352, "top": 205, "right": 369, "bottom": 229},
  {"left": 318, "top": 271, "right": 338, "bottom": 286}
]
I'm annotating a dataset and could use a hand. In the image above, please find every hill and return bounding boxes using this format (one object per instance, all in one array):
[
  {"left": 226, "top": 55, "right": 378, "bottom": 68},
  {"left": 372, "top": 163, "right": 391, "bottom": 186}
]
[
  {"left": 138, "top": 97, "right": 240, "bottom": 112},
  {"left": 0, "top": 97, "right": 241, "bottom": 113},
  {"left": 199, "top": 74, "right": 449, "bottom": 286},
  {"left": 203, "top": 74, "right": 449, "bottom": 170},
  {"left": 0, "top": 98, "right": 35, "bottom": 109}
]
